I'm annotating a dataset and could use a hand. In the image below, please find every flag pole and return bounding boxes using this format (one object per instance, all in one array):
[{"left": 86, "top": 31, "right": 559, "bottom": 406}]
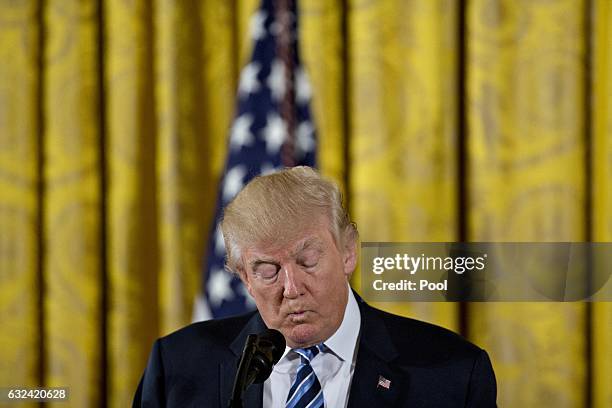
[{"left": 275, "top": 0, "right": 297, "bottom": 167}]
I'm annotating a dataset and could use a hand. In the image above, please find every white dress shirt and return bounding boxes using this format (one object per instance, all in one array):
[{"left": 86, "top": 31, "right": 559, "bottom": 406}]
[{"left": 263, "top": 285, "right": 361, "bottom": 408}]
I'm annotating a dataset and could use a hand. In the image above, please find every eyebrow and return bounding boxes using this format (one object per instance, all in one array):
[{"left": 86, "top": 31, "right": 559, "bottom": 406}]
[
  {"left": 247, "top": 237, "right": 325, "bottom": 270},
  {"left": 291, "top": 237, "right": 324, "bottom": 257}
]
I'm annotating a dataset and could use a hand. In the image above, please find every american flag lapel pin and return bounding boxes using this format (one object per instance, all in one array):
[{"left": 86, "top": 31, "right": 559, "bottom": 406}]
[{"left": 377, "top": 375, "right": 391, "bottom": 390}]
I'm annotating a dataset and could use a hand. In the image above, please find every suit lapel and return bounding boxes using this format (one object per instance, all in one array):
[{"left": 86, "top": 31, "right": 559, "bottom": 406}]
[
  {"left": 219, "top": 312, "right": 267, "bottom": 408},
  {"left": 347, "top": 296, "right": 409, "bottom": 408}
]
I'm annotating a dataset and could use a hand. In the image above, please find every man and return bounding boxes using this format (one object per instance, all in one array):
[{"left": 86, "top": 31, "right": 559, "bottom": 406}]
[{"left": 134, "top": 166, "right": 497, "bottom": 407}]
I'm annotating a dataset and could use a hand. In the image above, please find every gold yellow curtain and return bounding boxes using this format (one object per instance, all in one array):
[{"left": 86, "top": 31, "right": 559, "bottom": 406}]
[{"left": 0, "top": 0, "right": 610, "bottom": 407}]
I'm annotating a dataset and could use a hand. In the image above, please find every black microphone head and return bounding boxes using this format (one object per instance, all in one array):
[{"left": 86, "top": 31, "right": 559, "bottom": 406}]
[
  {"left": 250, "top": 329, "right": 286, "bottom": 384},
  {"left": 257, "top": 328, "right": 286, "bottom": 364}
]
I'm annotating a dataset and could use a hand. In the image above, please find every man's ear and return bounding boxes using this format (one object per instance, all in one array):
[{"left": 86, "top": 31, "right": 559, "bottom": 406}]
[{"left": 342, "top": 239, "right": 358, "bottom": 278}]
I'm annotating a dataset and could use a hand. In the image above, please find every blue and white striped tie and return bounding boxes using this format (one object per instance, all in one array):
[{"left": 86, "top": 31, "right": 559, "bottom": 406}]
[{"left": 285, "top": 344, "right": 326, "bottom": 408}]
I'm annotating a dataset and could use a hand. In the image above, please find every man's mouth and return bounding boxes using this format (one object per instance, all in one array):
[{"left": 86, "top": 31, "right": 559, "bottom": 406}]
[
  {"left": 288, "top": 310, "right": 309, "bottom": 321},
  {"left": 289, "top": 310, "right": 306, "bottom": 316}
]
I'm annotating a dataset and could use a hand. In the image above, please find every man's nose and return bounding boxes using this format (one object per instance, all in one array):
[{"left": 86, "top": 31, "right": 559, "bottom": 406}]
[{"left": 282, "top": 263, "right": 305, "bottom": 299}]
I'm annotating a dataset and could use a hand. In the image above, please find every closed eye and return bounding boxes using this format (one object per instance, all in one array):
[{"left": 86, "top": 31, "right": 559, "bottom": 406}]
[
  {"left": 253, "top": 262, "right": 280, "bottom": 280},
  {"left": 298, "top": 256, "right": 320, "bottom": 269},
  {"left": 297, "top": 247, "right": 322, "bottom": 270}
]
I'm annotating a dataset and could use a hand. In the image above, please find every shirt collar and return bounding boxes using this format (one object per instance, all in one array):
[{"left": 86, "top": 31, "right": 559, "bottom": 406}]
[{"left": 323, "top": 285, "right": 361, "bottom": 362}]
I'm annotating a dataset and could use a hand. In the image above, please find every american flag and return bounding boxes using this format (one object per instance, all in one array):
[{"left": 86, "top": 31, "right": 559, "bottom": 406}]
[
  {"left": 377, "top": 375, "right": 391, "bottom": 390},
  {"left": 193, "top": 0, "right": 317, "bottom": 321}
]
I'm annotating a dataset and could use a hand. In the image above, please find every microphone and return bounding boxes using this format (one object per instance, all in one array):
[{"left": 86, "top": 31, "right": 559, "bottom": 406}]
[{"left": 228, "top": 329, "right": 286, "bottom": 408}]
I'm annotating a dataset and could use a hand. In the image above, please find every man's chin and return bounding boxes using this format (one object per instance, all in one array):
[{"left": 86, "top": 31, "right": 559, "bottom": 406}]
[{"left": 284, "top": 324, "right": 320, "bottom": 348}]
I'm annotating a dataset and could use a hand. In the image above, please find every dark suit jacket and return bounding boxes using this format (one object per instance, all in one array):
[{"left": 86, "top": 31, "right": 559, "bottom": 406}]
[{"left": 133, "top": 296, "right": 497, "bottom": 407}]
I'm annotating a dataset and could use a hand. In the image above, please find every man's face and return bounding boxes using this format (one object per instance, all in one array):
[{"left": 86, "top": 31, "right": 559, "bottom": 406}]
[{"left": 239, "top": 217, "right": 357, "bottom": 348}]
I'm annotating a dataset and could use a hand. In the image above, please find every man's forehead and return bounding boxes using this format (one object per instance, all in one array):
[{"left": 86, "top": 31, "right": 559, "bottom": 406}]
[{"left": 246, "top": 230, "right": 329, "bottom": 260}]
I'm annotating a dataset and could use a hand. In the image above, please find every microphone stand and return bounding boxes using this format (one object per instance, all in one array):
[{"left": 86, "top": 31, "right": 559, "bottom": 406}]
[{"left": 228, "top": 334, "right": 258, "bottom": 408}]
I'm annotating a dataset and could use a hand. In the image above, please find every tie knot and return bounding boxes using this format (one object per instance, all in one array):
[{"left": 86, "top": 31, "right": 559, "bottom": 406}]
[{"left": 294, "top": 344, "right": 326, "bottom": 363}]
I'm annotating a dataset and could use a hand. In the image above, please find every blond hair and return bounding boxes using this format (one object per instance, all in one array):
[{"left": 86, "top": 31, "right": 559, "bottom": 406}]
[{"left": 221, "top": 166, "right": 358, "bottom": 273}]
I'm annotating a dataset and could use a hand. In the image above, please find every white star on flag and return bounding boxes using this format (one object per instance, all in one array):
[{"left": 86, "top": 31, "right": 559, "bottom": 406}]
[
  {"left": 238, "top": 63, "right": 261, "bottom": 96},
  {"left": 223, "top": 165, "right": 247, "bottom": 202},
  {"left": 214, "top": 226, "right": 225, "bottom": 256},
  {"left": 267, "top": 59, "right": 286, "bottom": 101},
  {"left": 262, "top": 114, "right": 287, "bottom": 154},
  {"left": 296, "top": 121, "right": 315, "bottom": 154},
  {"left": 295, "top": 67, "right": 312, "bottom": 104},
  {"left": 250, "top": 10, "right": 267, "bottom": 40},
  {"left": 230, "top": 114, "right": 254, "bottom": 151},
  {"left": 260, "top": 162, "right": 277, "bottom": 176},
  {"left": 208, "top": 268, "right": 234, "bottom": 307}
]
